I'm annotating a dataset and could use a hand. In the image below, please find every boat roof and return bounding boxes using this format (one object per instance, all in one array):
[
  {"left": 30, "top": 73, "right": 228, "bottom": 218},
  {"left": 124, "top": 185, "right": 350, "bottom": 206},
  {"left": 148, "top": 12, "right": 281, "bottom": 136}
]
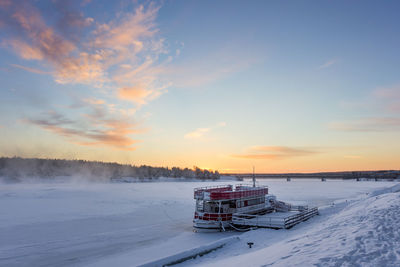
[{"left": 194, "top": 184, "right": 268, "bottom": 201}]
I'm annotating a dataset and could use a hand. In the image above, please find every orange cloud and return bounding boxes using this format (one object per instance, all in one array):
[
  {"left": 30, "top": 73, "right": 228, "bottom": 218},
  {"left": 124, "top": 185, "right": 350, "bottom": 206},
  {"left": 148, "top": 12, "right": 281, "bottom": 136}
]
[
  {"left": 41, "top": 122, "right": 139, "bottom": 151},
  {"left": 5, "top": 4, "right": 102, "bottom": 85},
  {"left": 184, "top": 128, "right": 210, "bottom": 139},
  {"left": 8, "top": 40, "right": 44, "bottom": 60},
  {"left": 184, "top": 122, "right": 227, "bottom": 139},
  {"left": 119, "top": 86, "right": 152, "bottom": 104},
  {"left": 3, "top": 2, "right": 169, "bottom": 94},
  {"left": 118, "top": 84, "right": 167, "bottom": 105},
  {"left": 231, "top": 154, "right": 279, "bottom": 160},
  {"left": 25, "top": 103, "right": 142, "bottom": 151},
  {"left": 92, "top": 5, "right": 158, "bottom": 52},
  {"left": 251, "top": 146, "right": 315, "bottom": 155},
  {"left": 2, "top": 2, "right": 175, "bottom": 150},
  {"left": 54, "top": 52, "right": 106, "bottom": 85},
  {"left": 232, "top": 146, "right": 318, "bottom": 160}
]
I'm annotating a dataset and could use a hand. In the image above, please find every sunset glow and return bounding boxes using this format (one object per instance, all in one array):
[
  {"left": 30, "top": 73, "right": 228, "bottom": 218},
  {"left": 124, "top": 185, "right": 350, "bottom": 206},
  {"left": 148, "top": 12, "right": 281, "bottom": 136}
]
[{"left": 1, "top": 0, "right": 400, "bottom": 173}]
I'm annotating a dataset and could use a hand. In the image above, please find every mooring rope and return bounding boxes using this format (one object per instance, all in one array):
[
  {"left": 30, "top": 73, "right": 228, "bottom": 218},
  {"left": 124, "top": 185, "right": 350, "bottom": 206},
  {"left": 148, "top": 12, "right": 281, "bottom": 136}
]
[{"left": 228, "top": 223, "right": 256, "bottom": 232}]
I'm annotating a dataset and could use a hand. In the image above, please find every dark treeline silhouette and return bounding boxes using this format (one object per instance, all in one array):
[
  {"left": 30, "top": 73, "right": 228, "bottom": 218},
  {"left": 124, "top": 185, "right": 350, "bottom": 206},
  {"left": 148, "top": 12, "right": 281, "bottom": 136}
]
[
  {"left": 229, "top": 170, "right": 400, "bottom": 181},
  {"left": 0, "top": 157, "right": 220, "bottom": 182}
]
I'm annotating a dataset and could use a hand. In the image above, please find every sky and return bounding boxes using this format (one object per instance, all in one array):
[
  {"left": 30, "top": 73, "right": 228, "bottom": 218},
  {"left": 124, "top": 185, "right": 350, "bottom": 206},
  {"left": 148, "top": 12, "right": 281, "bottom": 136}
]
[{"left": 0, "top": 0, "right": 400, "bottom": 173}]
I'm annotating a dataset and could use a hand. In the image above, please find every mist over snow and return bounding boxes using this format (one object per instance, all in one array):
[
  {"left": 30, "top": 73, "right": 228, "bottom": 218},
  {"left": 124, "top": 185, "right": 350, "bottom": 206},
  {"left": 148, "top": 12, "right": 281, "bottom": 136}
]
[{"left": 0, "top": 157, "right": 221, "bottom": 183}]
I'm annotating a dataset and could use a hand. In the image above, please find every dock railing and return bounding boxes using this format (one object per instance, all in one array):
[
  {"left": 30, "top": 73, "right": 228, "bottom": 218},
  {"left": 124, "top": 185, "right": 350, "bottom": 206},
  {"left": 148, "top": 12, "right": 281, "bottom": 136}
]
[
  {"left": 232, "top": 213, "right": 285, "bottom": 228},
  {"left": 232, "top": 207, "right": 319, "bottom": 229}
]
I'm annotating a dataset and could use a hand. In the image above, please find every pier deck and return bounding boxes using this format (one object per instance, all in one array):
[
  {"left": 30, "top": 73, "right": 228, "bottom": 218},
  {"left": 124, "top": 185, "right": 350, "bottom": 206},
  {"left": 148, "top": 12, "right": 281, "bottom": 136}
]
[{"left": 232, "top": 207, "right": 319, "bottom": 229}]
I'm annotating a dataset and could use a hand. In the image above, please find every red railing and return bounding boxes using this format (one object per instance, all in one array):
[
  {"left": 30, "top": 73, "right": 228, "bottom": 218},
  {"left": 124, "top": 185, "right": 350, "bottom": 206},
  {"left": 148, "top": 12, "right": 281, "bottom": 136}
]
[
  {"left": 194, "top": 185, "right": 232, "bottom": 199},
  {"left": 210, "top": 188, "right": 268, "bottom": 200},
  {"left": 194, "top": 184, "right": 268, "bottom": 200}
]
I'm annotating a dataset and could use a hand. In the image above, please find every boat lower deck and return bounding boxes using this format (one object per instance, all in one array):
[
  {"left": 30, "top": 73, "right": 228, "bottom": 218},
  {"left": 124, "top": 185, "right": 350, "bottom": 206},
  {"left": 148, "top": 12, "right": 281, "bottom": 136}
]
[{"left": 232, "top": 207, "right": 319, "bottom": 229}]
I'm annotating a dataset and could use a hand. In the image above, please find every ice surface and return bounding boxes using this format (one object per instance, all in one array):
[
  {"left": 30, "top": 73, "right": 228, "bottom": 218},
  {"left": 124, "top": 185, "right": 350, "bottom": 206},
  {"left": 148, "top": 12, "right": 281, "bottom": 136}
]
[{"left": 0, "top": 179, "right": 397, "bottom": 266}]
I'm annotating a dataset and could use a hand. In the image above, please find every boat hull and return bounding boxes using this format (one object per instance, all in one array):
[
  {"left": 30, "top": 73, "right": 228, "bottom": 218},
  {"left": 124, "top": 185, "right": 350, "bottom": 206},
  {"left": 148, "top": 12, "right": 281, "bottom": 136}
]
[{"left": 193, "top": 219, "right": 231, "bottom": 232}]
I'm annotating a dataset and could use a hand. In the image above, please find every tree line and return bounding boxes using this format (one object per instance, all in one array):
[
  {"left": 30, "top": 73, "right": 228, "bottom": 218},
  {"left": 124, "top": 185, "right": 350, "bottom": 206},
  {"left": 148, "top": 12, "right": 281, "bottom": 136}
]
[{"left": 0, "top": 157, "right": 220, "bottom": 182}]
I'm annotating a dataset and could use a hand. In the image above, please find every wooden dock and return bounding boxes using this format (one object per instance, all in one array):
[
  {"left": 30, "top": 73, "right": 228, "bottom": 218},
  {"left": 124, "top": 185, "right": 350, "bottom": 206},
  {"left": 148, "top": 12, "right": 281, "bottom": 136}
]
[{"left": 232, "top": 207, "right": 319, "bottom": 229}]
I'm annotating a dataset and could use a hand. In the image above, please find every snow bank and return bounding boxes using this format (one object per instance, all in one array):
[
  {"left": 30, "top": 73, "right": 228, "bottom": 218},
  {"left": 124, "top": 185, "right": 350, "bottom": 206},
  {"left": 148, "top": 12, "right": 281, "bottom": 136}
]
[
  {"left": 138, "top": 236, "right": 240, "bottom": 267},
  {"left": 370, "top": 183, "right": 400, "bottom": 196}
]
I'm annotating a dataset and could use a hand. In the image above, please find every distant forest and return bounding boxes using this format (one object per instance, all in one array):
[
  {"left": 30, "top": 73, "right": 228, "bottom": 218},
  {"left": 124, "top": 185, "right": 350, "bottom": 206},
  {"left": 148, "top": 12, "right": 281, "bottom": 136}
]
[{"left": 0, "top": 157, "right": 220, "bottom": 182}]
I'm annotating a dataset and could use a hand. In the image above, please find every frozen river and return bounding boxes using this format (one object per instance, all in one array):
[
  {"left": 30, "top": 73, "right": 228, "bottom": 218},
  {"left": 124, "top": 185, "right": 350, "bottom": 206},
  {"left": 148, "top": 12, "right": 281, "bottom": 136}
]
[{"left": 0, "top": 179, "right": 397, "bottom": 266}]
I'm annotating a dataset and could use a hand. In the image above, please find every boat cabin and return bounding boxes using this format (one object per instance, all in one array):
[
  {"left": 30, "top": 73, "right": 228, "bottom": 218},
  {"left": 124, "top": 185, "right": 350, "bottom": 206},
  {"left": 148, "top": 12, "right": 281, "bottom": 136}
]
[{"left": 193, "top": 184, "right": 269, "bottom": 230}]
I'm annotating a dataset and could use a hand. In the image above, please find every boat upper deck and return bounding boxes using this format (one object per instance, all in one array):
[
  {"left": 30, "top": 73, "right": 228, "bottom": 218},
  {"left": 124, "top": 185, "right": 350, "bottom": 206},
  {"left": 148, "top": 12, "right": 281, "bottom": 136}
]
[{"left": 194, "top": 184, "right": 268, "bottom": 201}]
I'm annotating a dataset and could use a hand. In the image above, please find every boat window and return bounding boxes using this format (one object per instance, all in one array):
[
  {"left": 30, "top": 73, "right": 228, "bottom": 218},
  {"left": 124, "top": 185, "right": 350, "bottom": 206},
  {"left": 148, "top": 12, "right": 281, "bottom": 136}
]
[
  {"left": 204, "top": 202, "right": 212, "bottom": 212},
  {"left": 229, "top": 201, "right": 236, "bottom": 208},
  {"left": 196, "top": 200, "right": 204, "bottom": 212},
  {"left": 246, "top": 198, "right": 263, "bottom": 206}
]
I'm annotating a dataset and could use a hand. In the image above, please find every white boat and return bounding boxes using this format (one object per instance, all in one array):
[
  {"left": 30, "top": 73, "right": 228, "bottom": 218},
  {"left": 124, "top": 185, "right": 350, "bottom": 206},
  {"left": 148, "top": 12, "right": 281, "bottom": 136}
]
[
  {"left": 193, "top": 184, "right": 275, "bottom": 231},
  {"left": 193, "top": 184, "right": 318, "bottom": 231}
]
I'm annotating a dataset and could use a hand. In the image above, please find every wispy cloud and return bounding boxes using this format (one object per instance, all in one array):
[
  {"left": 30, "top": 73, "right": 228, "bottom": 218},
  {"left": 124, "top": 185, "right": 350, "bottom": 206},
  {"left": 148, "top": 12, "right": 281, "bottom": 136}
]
[
  {"left": 5, "top": 5, "right": 85, "bottom": 82},
  {"left": 329, "top": 117, "right": 400, "bottom": 132},
  {"left": 318, "top": 58, "right": 338, "bottom": 69},
  {"left": 232, "top": 146, "right": 318, "bottom": 160},
  {"left": 1, "top": 1, "right": 172, "bottom": 150},
  {"left": 184, "top": 128, "right": 210, "bottom": 139},
  {"left": 331, "top": 85, "right": 400, "bottom": 132},
  {"left": 168, "top": 63, "right": 245, "bottom": 88},
  {"left": 372, "top": 85, "right": 400, "bottom": 113},
  {"left": 0, "top": 0, "right": 11, "bottom": 8},
  {"left": 1, "top": 1, "right": 170, "bottom": 101},
  {"left": 25, "top": 102, "right": 143, "bottom": 151},
  {"left": 184, "top": 122, "right": 226, "bottom": 139},
  {"left": 11, "top": 64, "right": 50, "bottom": 75},
  {"left": 1, "top": 1, "right": 256, "bottom": 150},
  {"left": 166, "top": 42, "right": 260, "bottom": 88}
]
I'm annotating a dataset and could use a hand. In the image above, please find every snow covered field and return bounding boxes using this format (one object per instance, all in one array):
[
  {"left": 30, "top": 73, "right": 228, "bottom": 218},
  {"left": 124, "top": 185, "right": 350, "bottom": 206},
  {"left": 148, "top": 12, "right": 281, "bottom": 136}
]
[{"left": 0, "top": 179, "right": 398, "bottom": 266}]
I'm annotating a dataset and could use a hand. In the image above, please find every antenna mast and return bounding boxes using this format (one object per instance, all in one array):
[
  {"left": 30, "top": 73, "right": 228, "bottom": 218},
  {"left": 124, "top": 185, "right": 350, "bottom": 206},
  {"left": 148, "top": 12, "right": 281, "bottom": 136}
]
[{"left": 252, "top": 166, "right": 256, "bottom": 187}]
